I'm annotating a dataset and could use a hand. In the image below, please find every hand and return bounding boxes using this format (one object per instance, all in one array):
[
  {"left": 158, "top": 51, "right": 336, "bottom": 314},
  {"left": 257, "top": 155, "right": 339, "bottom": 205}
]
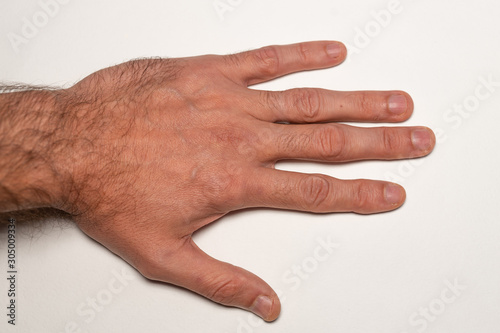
[{"left": 53, "top": 41, "right": 434, "bottom": 321}]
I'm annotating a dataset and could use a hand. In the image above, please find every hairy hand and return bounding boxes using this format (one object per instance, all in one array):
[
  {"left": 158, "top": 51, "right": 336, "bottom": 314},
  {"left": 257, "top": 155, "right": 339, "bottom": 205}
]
[{"left": 52, "top": 41, "right": 434, "bottom": 321}]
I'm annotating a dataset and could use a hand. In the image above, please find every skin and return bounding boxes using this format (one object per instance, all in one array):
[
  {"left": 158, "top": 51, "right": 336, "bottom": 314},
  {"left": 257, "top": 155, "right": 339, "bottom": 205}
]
[{"left": 0, "top": 41, "right": 435, "bottom": 321}]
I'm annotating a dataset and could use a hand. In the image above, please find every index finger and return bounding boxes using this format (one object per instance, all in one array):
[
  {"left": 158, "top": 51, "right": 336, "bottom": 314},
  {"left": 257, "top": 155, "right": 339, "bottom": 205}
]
[{"left": 220, "top": 41, "right": 347, "bottom": 86}]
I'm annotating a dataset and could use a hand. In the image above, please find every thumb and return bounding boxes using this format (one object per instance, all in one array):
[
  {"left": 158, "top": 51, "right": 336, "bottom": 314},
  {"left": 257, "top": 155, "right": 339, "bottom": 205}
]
[{"left": 151, "top": 238, "right": 281, "bottom": 322}]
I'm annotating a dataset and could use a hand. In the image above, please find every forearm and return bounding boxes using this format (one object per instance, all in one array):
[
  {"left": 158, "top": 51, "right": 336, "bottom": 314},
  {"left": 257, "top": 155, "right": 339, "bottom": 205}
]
[{"left": 0, "top": 87, "right": 67, "bottom": 213}]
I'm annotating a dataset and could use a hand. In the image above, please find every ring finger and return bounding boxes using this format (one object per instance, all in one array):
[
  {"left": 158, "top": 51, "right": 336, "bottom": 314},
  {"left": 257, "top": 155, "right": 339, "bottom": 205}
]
[{"left": 260, "top": 123, "right": 435, "bottom": 163}]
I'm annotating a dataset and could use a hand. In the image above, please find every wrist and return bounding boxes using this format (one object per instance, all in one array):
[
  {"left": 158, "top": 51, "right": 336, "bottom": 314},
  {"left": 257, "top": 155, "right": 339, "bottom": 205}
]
[{"left": 0, "top": 88, "right": 70, "bottom": 213}]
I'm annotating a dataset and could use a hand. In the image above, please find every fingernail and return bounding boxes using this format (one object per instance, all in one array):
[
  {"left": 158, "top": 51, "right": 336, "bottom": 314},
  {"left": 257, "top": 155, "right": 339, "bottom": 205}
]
[
  {"left": 326, "top": 43, "right": 342, "bottom": 58},
  {"left": 250, "top": 296, "right": 273, "bottom": 320},
  {"left": 384, "top": 184, "right": 404, "bottom": 205},
  {"left": 411, "top": 129, "right": 432, "bottom": 151},
  {"left": 388, "top": 94, "right": 408, "bottom": 115}
]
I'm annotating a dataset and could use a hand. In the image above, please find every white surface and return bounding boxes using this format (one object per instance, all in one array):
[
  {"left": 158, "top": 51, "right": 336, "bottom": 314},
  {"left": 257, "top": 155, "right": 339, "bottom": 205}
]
[{"left": 1, "top": 0, "right": 500, "bottom": 332}]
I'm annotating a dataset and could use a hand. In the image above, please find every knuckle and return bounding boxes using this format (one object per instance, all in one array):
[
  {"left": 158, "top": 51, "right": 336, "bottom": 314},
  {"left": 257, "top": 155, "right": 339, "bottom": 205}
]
[
  {"left": 138, "top": 265, "right": 158, "bottom": 281},
  {"left": 289, "top": 88, "right": 321, "bottom": 121},
  {"left": 135, "top": 241, "right": 187, "bottom": 282},
  {"left": 135, "top": 251, "right": 165, "bottom": 281},
  {"left": 355, "top": 92, "right": 377, "bottom": 119},
  {"left": 204, "top": 172, "right": 232, "bottom": 197},
  {"left": 199, "top": 168, "right": 242, "bottom": 209},
  {"left": 382, "top": 128, "right": 403, "bottom": 153},
  {"left": 297, "top": 42, "right": 312, "bottom": 64},
  {"left": 316, "top": 125, "right": 345, "bottom": 159},
  {"left": 252, "top": 46, "right": 280, "bottom": 77},
  {"left": 352, "top": 181, "right": 373, "bottom": 213},
  {"left": 299, "top": 175, "right": 330, "bottom": 210},
  {"left": 207, "top": 276, "right": 246, "bottom": 305}
]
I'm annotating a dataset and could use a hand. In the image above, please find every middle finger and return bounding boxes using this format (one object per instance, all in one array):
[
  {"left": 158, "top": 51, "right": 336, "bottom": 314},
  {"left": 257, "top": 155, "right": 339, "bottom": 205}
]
[{"left": 246, "top": 89, "right": 414, "bottom": 123}]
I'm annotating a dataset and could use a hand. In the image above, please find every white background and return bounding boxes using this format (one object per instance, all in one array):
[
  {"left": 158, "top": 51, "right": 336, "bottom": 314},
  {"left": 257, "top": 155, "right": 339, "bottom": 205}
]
[{"left": 1, "top": 0, "right": 500, "bottom": 332}]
